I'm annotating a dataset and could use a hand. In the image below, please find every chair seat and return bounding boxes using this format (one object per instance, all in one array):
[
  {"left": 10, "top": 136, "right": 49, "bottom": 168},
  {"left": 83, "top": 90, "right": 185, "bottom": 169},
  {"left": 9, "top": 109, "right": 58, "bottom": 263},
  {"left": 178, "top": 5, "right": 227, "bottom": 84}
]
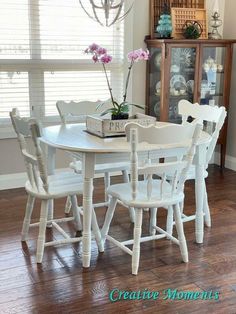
[
  {"left": 70, "top": 160, "right": 130, "bottom": 174},
  {"left": 107, "top": 180, "right": 184, "bottom": 208},
  {"left": 25, "top": 171, "right": 83, "bottom": 199}
]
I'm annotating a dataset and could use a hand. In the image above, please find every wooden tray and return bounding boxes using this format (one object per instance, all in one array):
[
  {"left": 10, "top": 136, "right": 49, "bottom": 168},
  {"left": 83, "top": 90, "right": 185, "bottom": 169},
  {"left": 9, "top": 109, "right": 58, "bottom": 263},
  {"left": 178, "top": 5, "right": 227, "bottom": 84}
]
[
  {"left": 86, "top": 113, "right": 156, "bottom": 138},
  {"left": 150, "top": 0, "right": 205, "bottom": 38},
  {"left": 171, "top": 7, "right": 208, "bottom": 39}
]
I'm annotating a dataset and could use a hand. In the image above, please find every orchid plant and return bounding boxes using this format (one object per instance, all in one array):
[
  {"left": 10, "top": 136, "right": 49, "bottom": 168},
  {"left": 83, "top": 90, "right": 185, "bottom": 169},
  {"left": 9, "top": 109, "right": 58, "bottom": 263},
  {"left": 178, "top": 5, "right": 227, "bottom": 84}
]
[{"left": 84, "top": 43, "right": 149, "bottom": 119}]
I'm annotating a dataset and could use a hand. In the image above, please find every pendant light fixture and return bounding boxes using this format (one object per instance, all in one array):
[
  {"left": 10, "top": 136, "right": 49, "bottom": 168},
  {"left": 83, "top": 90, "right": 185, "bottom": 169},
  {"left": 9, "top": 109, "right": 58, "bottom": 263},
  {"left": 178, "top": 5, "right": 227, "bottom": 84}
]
[{"left": 79, "top": 0, "right": 133, "bottom": 27}]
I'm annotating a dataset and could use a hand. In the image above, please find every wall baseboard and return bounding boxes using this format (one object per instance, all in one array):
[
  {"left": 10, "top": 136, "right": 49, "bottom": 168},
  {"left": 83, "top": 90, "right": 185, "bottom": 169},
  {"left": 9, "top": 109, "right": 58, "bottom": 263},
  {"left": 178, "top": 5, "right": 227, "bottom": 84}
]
[
  {"left": 1, "top": 154, "right": 236, "bottom": 191},
  {"left": 214, "top": 152, "right": 236, "bottom": 171},
  {"left": 0, "top": 172, "right": 28, "bottom": 190},
  {"left": 0, "top": 169, "right": 120, "bottom": 191}
]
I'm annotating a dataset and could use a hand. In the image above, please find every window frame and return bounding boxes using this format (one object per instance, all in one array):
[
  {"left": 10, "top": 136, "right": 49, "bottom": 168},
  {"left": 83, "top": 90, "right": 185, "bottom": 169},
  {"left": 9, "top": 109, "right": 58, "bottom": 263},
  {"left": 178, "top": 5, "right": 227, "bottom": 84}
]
[{"left": 0, "top": 0, "right": 133, "bottom": 139}]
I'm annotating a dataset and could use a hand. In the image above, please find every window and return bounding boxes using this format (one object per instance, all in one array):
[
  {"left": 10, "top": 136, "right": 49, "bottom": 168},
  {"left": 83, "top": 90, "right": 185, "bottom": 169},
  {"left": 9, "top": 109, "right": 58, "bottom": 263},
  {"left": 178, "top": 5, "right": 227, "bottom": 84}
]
[{"left": 0, "top": 0, "right": 124, "bottom": 129}]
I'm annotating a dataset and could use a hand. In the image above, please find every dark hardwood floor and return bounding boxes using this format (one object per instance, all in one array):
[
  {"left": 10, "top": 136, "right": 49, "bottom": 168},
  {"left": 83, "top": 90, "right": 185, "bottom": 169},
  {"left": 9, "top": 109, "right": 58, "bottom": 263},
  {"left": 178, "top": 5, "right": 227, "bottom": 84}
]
[{"left": 0, "top": 165, "right": 236, "bottom": 313}]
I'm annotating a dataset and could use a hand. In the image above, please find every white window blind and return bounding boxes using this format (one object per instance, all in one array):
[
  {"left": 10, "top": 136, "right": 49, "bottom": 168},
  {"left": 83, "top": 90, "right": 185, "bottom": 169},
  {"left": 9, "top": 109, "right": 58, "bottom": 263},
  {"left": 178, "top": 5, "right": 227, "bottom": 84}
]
[{"left": 0, "top": 0, "right": 124, "bottom": 124}]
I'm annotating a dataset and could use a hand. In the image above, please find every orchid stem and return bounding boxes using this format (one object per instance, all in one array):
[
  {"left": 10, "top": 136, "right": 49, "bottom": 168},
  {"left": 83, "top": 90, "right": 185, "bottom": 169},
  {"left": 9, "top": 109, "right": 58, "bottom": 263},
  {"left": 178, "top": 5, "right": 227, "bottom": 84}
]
[
  {"left": 123, "top": 60, "right": 134, "bottom": 103},
  {"left": 102, "top": 63, "right": 115, "bottom": 107}
]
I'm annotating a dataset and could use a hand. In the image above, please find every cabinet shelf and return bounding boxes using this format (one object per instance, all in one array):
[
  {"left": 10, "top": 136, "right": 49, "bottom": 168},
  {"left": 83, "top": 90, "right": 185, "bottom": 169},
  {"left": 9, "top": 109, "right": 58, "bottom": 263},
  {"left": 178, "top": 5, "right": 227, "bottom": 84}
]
[
  {"left": 169, "top": 94, "right": 190, "bottom": 98},
  {"left": 182, "top": 68, "right": 195, "bottom": 73},
  {"left": 202, "top": 93, "right": 224, "bottom": 97},
  {"left": 171, "top": 68, "right": 195, "bottom": 73},
  {"left": 202, "top": 71, "right": 224, "bottom": 76}
]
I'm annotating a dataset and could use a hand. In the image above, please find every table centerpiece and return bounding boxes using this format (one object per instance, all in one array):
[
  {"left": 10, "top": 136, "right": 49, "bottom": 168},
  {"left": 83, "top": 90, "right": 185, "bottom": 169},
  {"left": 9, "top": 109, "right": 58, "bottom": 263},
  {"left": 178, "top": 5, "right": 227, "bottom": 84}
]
[{"left": 84, "top": 43, "right": 155, "bottom": 137}]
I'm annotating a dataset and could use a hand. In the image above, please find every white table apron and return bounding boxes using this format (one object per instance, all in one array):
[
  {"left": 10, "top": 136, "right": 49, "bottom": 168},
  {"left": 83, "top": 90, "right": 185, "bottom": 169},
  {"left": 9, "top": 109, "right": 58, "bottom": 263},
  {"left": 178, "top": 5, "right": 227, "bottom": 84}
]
[{"left": 41, "top": 123, "right": 211, "bottom": 267}]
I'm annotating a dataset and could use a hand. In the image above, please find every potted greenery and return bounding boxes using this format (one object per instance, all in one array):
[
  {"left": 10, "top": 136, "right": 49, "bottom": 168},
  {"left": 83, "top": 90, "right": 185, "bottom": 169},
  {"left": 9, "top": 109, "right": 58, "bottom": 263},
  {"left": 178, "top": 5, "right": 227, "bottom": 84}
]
[{"left": 84, "top": 43, "right": 149, "bottom": 120}]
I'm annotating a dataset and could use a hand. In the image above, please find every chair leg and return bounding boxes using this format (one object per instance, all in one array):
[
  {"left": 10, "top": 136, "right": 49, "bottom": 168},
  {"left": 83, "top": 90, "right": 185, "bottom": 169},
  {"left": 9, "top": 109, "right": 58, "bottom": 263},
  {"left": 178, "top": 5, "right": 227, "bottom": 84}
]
[
  {"left": 65, "top": 196, "right": 71, "bottom": 214},
  {"left": 47, "top": 199, "right": 54, "bottom": 228},
  {"left": 173, "top": 204, "right": 188, "bottom": 263},
  {"left": 129, "top": 207, "right": 135, "bottom": 223},
  {"left": 36, "top": 200, "right": 49, "bottom": 263},
  {"left": 179, "top": 201, "right": 184, "bottom": 215},
  {"left": 132, "top": 208, "right": 143, "bottom": 275},
  {"left": 166, "top": 206, "right": 174, "bottom": 237},
  {"left": 21, "top": 195, "right": 35, "bottom": 241},
  {"left": 195, "top": 165, "right": 205, "bottom": 244},
  {"left": 203, "top": 184, "right": 211, "bottom": 227},
  {"left": 121, "top": 170, "right": 134, "bottom": 222},
  {"left": 101, "top": 197, "right": 117, "bottom": 243},
  {"left": 70, "top": 195, "right": 82, "bottom": 231},
  {"left": 91, "top": 208, "right": 104, "bottom": 252},
  {"left": 149, "top": 208, "right": 157, "bottom": 235},
  {"left": 104, "top": 172, "right": 110, "bottom": 203}
]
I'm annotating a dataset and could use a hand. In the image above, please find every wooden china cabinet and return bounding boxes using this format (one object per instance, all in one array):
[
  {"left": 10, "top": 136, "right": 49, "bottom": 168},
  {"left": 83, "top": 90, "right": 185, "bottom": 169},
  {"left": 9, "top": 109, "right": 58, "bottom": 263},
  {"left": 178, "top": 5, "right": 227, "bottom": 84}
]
[{"left": 145, "top": 38, "right": 236, "bottom": 167}]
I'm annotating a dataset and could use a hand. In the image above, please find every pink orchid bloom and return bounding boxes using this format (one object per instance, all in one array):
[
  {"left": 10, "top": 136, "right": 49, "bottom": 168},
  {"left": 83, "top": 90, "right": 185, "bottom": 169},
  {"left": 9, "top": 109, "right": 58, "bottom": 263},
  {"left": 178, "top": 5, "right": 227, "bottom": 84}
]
[
  {"left": 97, "top": 47, "right": 107, "bottom": 55},
  {"left": 127, "top": 50, "right": 140, "bottom": 62},
  {"left": 100, "top": 54, "right": 112, "bottom": 64},
  {"left": 127, "top": 48, "right": 150, "bottom": 62},
  {"left": 137, "top": 48, "right": 150, "bottom": 60},
  {"left": 92, "top": 54, "right": 99, "bottom": 63},
  {"left": 89, "top": 43, "right": 99, "bottom": 52}
]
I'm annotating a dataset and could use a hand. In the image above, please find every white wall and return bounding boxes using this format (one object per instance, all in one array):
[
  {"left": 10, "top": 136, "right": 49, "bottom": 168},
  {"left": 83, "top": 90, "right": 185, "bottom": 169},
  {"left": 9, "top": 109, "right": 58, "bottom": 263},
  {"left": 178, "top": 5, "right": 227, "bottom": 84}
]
[{"left": 223, "top": 0, "right": 236, "bottom": 158}]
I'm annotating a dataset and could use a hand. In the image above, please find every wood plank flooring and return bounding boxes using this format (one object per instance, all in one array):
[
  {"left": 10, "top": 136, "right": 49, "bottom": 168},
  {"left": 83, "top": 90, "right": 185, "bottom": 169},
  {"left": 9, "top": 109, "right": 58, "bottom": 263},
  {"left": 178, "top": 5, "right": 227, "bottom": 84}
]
[{"left": 0, "top": 165, "right": 236, "bottom": 313}]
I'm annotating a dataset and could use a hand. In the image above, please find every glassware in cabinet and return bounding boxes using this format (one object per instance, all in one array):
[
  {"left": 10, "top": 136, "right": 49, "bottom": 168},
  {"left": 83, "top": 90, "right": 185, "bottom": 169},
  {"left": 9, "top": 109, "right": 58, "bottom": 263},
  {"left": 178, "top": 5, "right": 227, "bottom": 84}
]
[
  {"left": 200, "top": 46, "right": 226, "bottom": 107},
  {"left": 148, "top": 47, "right": 162, "bottom": 120},
  {"left": 167, "top": 47, "right": 197, "bottom": 123}
]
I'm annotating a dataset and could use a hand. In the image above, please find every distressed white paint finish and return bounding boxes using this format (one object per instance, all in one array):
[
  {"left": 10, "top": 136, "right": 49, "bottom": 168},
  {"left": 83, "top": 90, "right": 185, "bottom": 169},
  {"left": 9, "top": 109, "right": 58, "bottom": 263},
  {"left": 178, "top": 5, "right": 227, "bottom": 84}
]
[
  {"left": 101, "top": 122, "right": 201, "bottom": 275},
  {"left": 10, "top": 108, "right": 87, "bottom": 263},
  {"left": 56, "top": 100, "right": 130, "bottom": 213},
  {"left": 176, "top": 100, "right": 227, "bottom": 233},
  {"left": 41, "top": 122, "right": 210, "bottom": 268}
]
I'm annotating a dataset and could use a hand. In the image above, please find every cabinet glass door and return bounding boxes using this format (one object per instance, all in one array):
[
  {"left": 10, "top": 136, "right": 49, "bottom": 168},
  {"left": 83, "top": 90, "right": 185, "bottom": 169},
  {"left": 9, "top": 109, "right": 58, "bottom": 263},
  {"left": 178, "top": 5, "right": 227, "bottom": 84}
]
[
  {"left": 200, "top": 46, "right": 226, "bottom": 107},
  {"left": 168, "top": 47, "right": 197, "bottom": 123},
  {"left": 148, "top": 47, "right": 162, "bottom": 119}
]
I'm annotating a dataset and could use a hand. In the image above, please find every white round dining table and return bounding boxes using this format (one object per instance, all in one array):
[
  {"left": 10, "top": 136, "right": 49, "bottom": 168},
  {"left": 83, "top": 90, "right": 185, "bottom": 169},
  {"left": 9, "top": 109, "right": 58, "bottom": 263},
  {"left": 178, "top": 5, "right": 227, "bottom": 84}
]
[{"left": 41, "top": 123, "right": 211, "bottom": 268}]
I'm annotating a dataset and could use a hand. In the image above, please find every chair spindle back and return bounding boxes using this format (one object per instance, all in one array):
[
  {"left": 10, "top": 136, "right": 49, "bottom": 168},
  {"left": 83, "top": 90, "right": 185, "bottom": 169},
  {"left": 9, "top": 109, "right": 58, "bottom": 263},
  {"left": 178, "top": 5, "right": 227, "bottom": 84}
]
[
  {"left": 56, "top": 99, "right": 111, "bottom": 124},
  {"left": 10, "top": 109, "right": 48, "bottom": 193},
  {"left": 178, "top": 100, "right": 227, "bottom": 166},
  {"left": 126, "top": 122, "right": 201, "bottom": 202}
]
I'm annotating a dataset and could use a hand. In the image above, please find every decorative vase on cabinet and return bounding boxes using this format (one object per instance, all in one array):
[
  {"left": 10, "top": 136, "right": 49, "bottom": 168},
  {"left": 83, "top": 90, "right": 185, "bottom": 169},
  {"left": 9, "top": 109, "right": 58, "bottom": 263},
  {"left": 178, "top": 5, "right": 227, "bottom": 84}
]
[{"left": 145, "top": 38, "right": 236, "bottom": 167}]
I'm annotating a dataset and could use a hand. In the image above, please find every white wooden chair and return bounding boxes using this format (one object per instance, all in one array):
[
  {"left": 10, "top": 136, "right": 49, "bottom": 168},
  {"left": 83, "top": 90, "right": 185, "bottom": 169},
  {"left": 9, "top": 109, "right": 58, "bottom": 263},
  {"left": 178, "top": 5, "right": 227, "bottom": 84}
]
[
  {"left": 100, "top": 122, "right": 201, "bottom": 275},
  {"left": 165, "top": 100, "right": 227, "bottom": 231},
  {"left": 56, "top": 99, "right": 111, "bottom": 124},
  {"left": 56, "top": 100, "right": 133, "bottom": 220},
  {"left": 10, "top": 108, "right": 102, "bottom": 263}
]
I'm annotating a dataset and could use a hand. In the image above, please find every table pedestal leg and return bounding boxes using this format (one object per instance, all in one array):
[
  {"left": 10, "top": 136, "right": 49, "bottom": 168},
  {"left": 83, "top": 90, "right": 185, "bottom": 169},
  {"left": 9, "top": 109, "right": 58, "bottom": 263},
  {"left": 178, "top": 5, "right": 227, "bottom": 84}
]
[
  {"left": 82, "top": 153, "right": 95, "bottom": 268},
  {"left": 195, "top": 164, "right": 204, "bottom": 244}
]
